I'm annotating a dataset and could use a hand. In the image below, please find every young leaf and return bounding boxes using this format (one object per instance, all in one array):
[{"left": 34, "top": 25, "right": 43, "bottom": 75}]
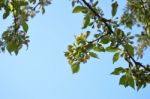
[
  {"left": 125, "top": 44, "right": 134, "bottom": 56},
  {"left": 22, "top": 22, "right": 29, "bottom": 33},
  {"left": 93, "top": 45, "right": 105, "bottom": 52},
  {"left": 119, "top": 75, "right": 127, "bottom": 86},
  {"left": 72, "top": 6, "right": 87, "bottom": 13},
  {"left": 111, "top": 67, "right": 125, "bottom": 75},
  {"left": 111, "top": 1, "right": 118, "bottom": 17},
  {"left": 137, "top": 82, "right": 143, "bottom": 91},
  {"left": 71, "top": 62, "right": 80, "bottom": 74},
  {"left": 119, "top": 74, "right": 135, "bottom": 89},
  {"left": 106, "top": 46, "right": 120, "bottom": 52},
  {"left": 82, "top": 14, "right": 90, "bottom": 29},
  {"left": 100, "top": 36, "right": 110, "bottom": 44},
  {"left": 89, "top": 52, "right": 99, "bottom": 59},
  {"left": 6, "top": 41, "right": 17, "bottom": 54},
  {"left": 72, "top": 1, "right": 75, "bottom": 7},
  {"left": 3, "top": 11, "right": 10, "bottom": 19},
  {"left": 93, "top": 1, "right": 99, "bottom": 7},
  {"left": 85, "top": 31, "right": 90, "bottom": 38},
  {"left": 113, "top": 52, "right": 120, "bottom": 63},
  {"left": 128, "top": 76, "right": 135, "bottom": 89}
]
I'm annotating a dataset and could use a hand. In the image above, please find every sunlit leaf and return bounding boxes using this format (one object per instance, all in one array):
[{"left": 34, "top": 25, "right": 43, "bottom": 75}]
[
  {"left": 113, "top": 52, "right": 120, "bottom": 63},
  {"left": 72, "top": 6, "right": 87, "bottom": 13}
]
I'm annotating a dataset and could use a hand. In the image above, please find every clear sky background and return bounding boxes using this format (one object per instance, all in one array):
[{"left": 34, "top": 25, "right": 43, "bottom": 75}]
[{"left": 0, "top": 0, "right": 150, "bottom": 99}]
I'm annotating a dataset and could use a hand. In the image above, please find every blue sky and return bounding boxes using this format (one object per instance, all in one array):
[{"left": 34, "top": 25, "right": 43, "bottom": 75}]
[{"left": 0, "top": 0, "right": 149, "bottom": 99}]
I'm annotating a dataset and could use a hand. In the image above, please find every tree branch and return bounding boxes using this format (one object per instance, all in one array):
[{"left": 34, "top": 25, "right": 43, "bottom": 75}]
[
  {"left": 87, "top": 33, "right": 109, "bottom": 43},
  {"left": 81, "top": 0, "right": 113, "bottom": 34},
  {"left": 81, "top": 0, "right": 147, "bottom": 69}
]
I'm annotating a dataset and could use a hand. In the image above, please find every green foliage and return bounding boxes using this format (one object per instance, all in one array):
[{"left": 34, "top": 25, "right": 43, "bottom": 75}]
[
  {"left": 119, "top": 74, "right": 135, "bottom": 89},
  {"left": 0, "top": 0, "right": 150, "bottom": 91},
  {"left": 0, "top": 0, "right": 51, "bottom": 54},
  {"left": 65, "top": 0, "right": 150, "bottom": 90}
]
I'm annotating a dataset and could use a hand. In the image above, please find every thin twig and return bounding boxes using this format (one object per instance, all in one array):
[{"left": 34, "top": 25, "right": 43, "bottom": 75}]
[
  {"left": 81, "top": 0, "right": 113, "bottom": 34},
  {"left": 87, "top": 34, "right": 109, "bottom": 43},
  {"left": 33, "top": 2, "right": 40, "bottom": 10},
  {"left": 81, "top": 0, "right": 147, "bottom": 69}
]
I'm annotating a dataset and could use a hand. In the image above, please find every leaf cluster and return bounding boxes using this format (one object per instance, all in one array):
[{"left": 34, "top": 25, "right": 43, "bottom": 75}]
[
  {"left": 65, "top": 0, "right": 150, "bottom": 90},
  {"left": 0, "top": 0, "right": 51, "bottom": 54}
]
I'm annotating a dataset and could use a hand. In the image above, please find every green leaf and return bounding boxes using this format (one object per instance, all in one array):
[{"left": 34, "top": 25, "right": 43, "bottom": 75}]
[
  {"left": 113, "top": 52, "right": 120, "bottom": 63},
  {"left": 86, "top": 43, "right": 94, "bottom": 50},
  {"left": 7, "top": 41, "right": 16, "bottom": 54},
  {"left": 72, "top": 6, "right": 87, "bottom": 13},
  {"left": 128, "top": 76, "right": 135, "bottom": 89},
  {"left": 100, "top": 36, "right": 110, "bottom": 44},
  {"left": 64, "top": 52, "right": 69, "bottom": 57},
  {"left": 93, "top": 45, "right": 105, "bottom": 52},
  {"left": 72, "top": 1, "right": 75, "bottom": 7},
  {"left": 111, "top": 1, "right": 118, "bottom": 17},
  {"left": 125, "top": 44, "right": 134, "bottom": 56},
  {"left": 22, "top": 22, "right": 28, "bottom": 32},
  {"left": 85, "top": 31, "right": 90, "bottom": 38},
  {"left": 137, "top": 82, "right": 143, "bottom": 91},
  {"left": 71, "top": 62, "right": 80, "bottom": 74},
  {"left": 14, "top": 49, "right": 19, "bottom": 55},
  {"left": 106, "top": 46, "right": 120, "bottom": 52},
  {"left": 89, "top": 52, "right": 99, "bottom": 59},
  {"left": 119, "top": 75, "right": 135, "bottom": 89},
  {"left": 3, "top": 10, "right": 10, "bottom": 19},
  {"left": 82, "top": 14, "right": 90, "bottom": 29},
  {"left": 42, "top": 7, "right": 45, "bottom": 14},
  {"left": 119, "top": 75, "right": 127, "bottom": 86},
  {"left": 93, "top": 1, "right": 99, "bottom": 7},
  {"left": 111, "top": 67, "right": 125, "bottom": 75}
]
